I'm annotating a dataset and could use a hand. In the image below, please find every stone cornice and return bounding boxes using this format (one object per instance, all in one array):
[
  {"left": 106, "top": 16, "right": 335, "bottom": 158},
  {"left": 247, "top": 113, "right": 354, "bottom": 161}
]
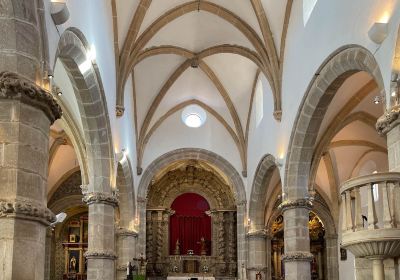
[
  {"left": 81, "top": 185, "right": 119, "bottom": 207},
  {"left": 0, "top": 198, "right": 56, "bottom": 225},
  {"left": 278, "top": 198, "right": 313, "bottom": 212},
  {"left": 281, "top": 251, "right": 314, "bottom": 263},
  {"left": 246, "top": 266, "right": 268, "bottom": 272},
  {"left": 376, "top": 105, "right": 400, "bottom": 135},
  {"left": 84, "top": 250, "right": 118, "bottom": 260},
  {"left": 0, "top": 71, "right": 62, "bottom": 123},
  {"left": 116, "top": 227, "right": 138, "bottom": 237}
]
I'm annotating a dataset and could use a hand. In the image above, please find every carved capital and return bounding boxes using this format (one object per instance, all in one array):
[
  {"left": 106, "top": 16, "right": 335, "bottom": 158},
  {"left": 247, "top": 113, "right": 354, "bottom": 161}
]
[
  {"left": 281, "top": 251, "right": 314, "bottom": 263},
  {"left": 84, "top": 250, "right": 118, "bottom": 260},
  {"left": 0, "top": 198, "right": 56, "bottom": 225},
  {"left": 116, "top": 227, "right": 138, "bottom": 237},
  {"left": 81, "top": 186, "right": 119, "bottom": 207},
  {"left": 376, "top": 105, "right": 400, "bottom": 135},
  {"left": 278, "top": 198, "right": 313, "bottom": 212},
  {"left": 247, "top": 229, "right": 267, "bottom": 239},
  {"left": 116, "top": 105, "right": 125, "bottom": 117},
  {"left": 0, "top": 71, "right": 62, "bottom": 123}
]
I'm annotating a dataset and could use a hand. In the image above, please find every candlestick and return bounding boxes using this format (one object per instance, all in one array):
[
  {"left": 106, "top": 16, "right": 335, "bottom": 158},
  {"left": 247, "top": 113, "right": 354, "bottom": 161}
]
[{"left": 127, "top": 261, "right": 129, "bottom": 276}]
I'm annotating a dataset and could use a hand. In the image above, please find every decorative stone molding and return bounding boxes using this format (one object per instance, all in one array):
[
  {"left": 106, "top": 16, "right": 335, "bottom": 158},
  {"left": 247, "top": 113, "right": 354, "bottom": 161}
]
[
  {"left": 116, "top": 264, "right": 129, "bottom": 271},
  {"left": 278, "top": 198, "right": 313, "bottom": 212},
  {"left": 246, "top": 266, "right": 268, "bottom": 272},
  {"left": 84, "top": 250, "right": 118, "bottom": 260},
  {"left": 281, "top": 251, "right": 314, "bottom": 263},
  {"left": 247, "top": 229, "right": 267, "bottom": 239},
  {"left": 0, "top": 199, "right": 56, "bottom": 225},
  {"left": 116, "top": 105, "right": 125, "bottom": 117},
  {"left": 0, "top": 71, "right": 62, "bottom": 123},
  {"left": 376, "top": 105, "right": 400, "bottom": 135},
  {"left": 81, "top": 185, "right": 119, "bottom": 207},
  {"left": 116, "top": 227, "right": 138, "bottom": 237},
  {"left": 273, "top": 110, "right": 282, "bottom": 121},
  {"left": 137, "top": 166, "right": 143, "bottom": 175}
]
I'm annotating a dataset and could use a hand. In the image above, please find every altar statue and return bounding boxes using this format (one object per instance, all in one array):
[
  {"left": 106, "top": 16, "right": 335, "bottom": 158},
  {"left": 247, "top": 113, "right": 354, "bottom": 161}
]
[
  {"left": 200, "top": 237, "right": 207, "bottom": 255},
  {"left": 174, "top": 239, "right": 180, "bottom": 255},
  {"left": 70, "top": 256, "right": 77, "bottom": 272}
]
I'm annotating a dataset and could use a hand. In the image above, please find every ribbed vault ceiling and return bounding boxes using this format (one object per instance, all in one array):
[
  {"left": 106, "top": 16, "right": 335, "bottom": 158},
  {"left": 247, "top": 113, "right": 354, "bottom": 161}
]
[{"left": 113, "top": 0, "right": 293, "bottom": 175}]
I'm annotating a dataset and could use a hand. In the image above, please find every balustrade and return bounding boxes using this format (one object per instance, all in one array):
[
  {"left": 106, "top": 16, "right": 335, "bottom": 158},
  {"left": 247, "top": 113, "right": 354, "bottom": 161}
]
[{"left": 340, "top": 172, "right": 400, "bottom": 280}]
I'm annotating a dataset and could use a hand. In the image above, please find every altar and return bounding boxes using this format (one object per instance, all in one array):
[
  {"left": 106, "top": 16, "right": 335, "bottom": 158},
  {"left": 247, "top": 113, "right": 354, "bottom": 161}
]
[{"left": 167, "top": 274, "right": 215, "bottom": 280}]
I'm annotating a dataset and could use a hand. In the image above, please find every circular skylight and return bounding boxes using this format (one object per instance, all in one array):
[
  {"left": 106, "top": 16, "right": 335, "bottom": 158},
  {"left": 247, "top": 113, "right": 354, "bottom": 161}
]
[{"left": 181, "top": 105, "right": 207, "bottom": 128}]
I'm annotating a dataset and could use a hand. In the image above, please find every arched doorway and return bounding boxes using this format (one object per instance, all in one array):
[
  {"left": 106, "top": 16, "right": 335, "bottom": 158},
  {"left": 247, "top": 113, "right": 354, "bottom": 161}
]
[{"left": 145, "top": 161, "right": 238, "bottom": 279}]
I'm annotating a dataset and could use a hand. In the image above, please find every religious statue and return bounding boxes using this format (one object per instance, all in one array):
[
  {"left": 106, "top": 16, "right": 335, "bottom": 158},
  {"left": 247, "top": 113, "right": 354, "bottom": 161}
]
[
  {"left": 200, "top": 237, "right": 207, "bottom": 255},
  {"left": 174, "top": 239, "right": 180, "bottom": 255},
  {"left": 139, "top": 254, "right": 148, "bottom": 276},
  {"left": 70, "top": 256, "right": 77, "bottom": 272},
  {"left": 241, "top": 263, "right": 247, "bottom": 280},
  {"left": 256, "top": 271, "right": 262, "bottom": 280}
]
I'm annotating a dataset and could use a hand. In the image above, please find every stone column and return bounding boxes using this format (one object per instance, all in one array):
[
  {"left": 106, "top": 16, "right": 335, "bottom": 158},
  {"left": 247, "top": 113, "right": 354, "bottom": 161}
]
[
  {"left": 371, "top": 258, "right": 385, "bottom": 280},
  {"left": 325, "top": 234, "right": 339, "bottom": 280},
  {"left": 82, "top": 187, "right": 119, "bottom": 280},
  {"left": 0, "top": 72, "right": 61, "bottom": 279},
  {"left": 116, "top": 228, "right": 138, "bottom": 280},
  {"left": 247, "top": 230, "right": 267, "bottom": 280},
  {"left": 280, "top": 199, "right": 313, "bottom": 280},
  {"left": 44, "top": 228, "right": 54, "bottom": 280}
]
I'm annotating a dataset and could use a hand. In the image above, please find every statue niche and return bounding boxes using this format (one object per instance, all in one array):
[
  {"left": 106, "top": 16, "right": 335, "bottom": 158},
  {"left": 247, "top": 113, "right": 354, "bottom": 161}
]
[{"left": 145, "top": 163, "right": 237, "bottom": 280}]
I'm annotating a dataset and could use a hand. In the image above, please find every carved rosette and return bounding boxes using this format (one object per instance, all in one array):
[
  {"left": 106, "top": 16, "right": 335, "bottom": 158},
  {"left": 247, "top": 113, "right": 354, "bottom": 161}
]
[
  {"left": 376, "top": 105, "right": 400, "bottom": 135},
  {"left": 0, "top": 199, "right": 56, "bottom": 225},
  {"left": 81, "top": 185, "right": 119, "bottom": 207},
  {"left": 278, "top": 198, "right": 313, "bottom": 212},
  {"left": 0, "top": 71, "right": 62, "bottom": 123},
  {"left": 84, "top": 250, "right": 118, "bottom": 260},
  {"left": 281, "top": 251, "right": 314, "bottom": 263},
  {"left": 116, "top": 105, "right": 125, "bottom": 117}
]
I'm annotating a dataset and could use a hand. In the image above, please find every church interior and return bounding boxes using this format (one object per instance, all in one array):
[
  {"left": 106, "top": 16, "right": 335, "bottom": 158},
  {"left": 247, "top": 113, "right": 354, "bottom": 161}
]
[{"left": 1, "top": 1, "right": 400, "bottom": 280}]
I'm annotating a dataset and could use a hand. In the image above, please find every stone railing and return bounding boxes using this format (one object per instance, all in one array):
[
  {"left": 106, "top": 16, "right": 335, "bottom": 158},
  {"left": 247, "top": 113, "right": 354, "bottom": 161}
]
[{"left": 340, "top": 172, "right": 400, "bottom": 279}]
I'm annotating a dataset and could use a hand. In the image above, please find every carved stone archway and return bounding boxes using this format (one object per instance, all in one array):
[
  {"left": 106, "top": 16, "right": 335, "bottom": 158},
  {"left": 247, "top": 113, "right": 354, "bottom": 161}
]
[{"left": 137, "top": 148, "right": 247, "bottom": 279}]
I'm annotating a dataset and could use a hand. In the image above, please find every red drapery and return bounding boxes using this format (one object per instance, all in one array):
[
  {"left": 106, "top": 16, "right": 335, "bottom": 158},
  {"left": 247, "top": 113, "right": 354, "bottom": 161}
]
[{"left": 169, "top": 193, "right": 211, "bottom": 255}]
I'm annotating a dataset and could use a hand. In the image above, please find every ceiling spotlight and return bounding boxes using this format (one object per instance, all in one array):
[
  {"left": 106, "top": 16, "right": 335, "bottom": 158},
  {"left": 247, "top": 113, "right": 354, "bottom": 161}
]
[
  {"left": 57, "top": 91, "right": 63, "bottom": 96},
  {"left": 392, "top": 90, "right": 397, "bottom": 97},
  {"left": 373, "top": 96, "right": 381, "bottom": 104}
]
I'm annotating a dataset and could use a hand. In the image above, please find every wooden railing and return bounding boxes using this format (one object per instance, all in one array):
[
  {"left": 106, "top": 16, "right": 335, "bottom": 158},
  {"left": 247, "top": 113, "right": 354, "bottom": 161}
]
[{"left": 340, "top": 172, "right": 400, "bottom": 233}]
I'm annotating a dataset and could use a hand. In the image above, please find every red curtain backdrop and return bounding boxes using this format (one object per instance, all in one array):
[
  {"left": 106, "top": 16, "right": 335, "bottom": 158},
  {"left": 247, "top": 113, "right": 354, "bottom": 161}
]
[{"left": 169, "top": 193, "right": 211, "bottom": 255}]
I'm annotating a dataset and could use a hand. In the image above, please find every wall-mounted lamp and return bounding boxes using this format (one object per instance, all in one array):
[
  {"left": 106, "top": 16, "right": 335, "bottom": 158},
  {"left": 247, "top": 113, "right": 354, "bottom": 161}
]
[
  {"left": 368, "top": 22, "right": 388, "bottom": 44},
  {"left": 50, "top": 0, "right": 70, "bottom": 25}
]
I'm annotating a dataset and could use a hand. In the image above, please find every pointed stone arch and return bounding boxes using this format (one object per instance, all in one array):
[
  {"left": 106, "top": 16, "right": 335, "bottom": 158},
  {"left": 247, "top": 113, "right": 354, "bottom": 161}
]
[{"left": 248, "top": 154, "right": 280, "bottom": 230}]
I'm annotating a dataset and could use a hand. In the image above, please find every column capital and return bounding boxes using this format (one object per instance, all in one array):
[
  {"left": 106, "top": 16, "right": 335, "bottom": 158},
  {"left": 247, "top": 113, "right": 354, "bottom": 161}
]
[
  {"left": 247, "top": 229, "right": 267, "bottom": 239},
  {"left": 376, "top": 105, "right": 400, "bottom": 135},
  {"left": 84, "top": 250, "right": 118, "bottom": 260},
  {"left": 116, "top": 227, "right": 138, "bottom": 237},
  {"left": 81, "top": 185, "right": 119, "bottom": 207},
  {"left": 0, "top": 71, "right": 62, "bottom": 123},
  {"left": 279, "top": 198, "right": 313, "bottom": 212},
  {"left": 281, "top": 251, "right": 314, "bottom": 263},
  {"left": 0, "top": 198, "right": 56, "bottom": 226}
]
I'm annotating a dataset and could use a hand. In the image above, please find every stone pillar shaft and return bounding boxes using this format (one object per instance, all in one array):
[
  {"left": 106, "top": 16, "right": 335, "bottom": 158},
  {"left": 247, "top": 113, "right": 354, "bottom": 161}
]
[
  {"left": 82, "top": 189, "right": 119, "bottom": 280},
  {"left": 280, "top": 199, "right": 313, "bottom": 280},
  {"left": 372, "top": 259, "right": 385, "bottom": 280},
  {"left": 116, "top": 229, "right": 138, "bottom": 280},
  {"left": 0, "top": 72, "right": 61, "bottom": 280},
  {"left": 247, "top": 230, "right": 267, "bottom": 280}
]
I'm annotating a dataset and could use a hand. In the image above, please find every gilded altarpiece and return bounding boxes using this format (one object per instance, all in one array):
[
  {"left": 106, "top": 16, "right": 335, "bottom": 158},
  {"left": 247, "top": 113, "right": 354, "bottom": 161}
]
[{"left": 145, "top": 163, "right": 238, "bottom": 280}]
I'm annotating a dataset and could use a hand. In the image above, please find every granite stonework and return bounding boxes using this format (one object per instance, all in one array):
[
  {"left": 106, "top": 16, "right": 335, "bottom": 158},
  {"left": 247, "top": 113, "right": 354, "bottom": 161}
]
[{"left": 0, "top": 72, "right": 61, "bottom": 279}]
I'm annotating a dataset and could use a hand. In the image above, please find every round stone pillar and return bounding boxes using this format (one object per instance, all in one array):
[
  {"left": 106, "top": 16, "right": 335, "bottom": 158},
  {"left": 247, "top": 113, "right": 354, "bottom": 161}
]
[
  {"left": 116, "top": 228, "right": 138, "bottom": 280},
  {"left": 82, "top": 186, "right": 119, "bottom": 280},
  {"left": 247, "top": 229, "right": 268, "bottom": 280},
  {"left": 0, "top": 72, "right": 61, "bottom": 280},
  {"left": 280, "top": 199, "right": 313, "bottom": 280},
  {"left": 371, "top": 258, "right": 385, "bottom": 280}
]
